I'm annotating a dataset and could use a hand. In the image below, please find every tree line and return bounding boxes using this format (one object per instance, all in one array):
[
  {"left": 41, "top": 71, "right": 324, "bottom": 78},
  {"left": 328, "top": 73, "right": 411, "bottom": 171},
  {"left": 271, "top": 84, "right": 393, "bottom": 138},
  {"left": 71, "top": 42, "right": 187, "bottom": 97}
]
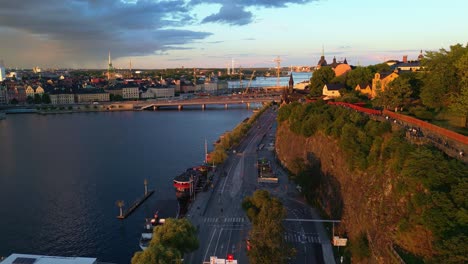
[
  {"left": 277, "top": 102, "right": 467, "bottom": 263},
  {"left": 308, "top": 43, "right": 468, "bottom": 126}
]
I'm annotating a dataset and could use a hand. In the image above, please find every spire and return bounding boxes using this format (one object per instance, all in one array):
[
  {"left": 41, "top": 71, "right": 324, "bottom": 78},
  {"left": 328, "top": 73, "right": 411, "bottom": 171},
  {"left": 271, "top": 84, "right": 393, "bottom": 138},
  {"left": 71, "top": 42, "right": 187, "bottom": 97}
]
[
  {"left": 344, "top": 58, "right": 348, "bottom": 64},
  {"left": 108, "top": 51, "right": 111, "bottom": 66},
  {"left": 321, "top": 45, "right": 324, "bottom": 57},
  {"left": 418, "top": 49, "right": 424, "bottom": 60}
]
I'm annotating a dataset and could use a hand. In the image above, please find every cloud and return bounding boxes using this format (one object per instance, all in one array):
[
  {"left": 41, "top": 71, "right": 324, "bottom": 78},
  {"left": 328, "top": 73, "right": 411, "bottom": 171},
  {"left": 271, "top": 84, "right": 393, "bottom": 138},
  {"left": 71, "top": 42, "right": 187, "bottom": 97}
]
[
  {"left": 202, "top": 3, "right": 253, "bottom": 26},
  {"left": 195, "top": 0, "right": 317, "bottom": 26},
  {"left": 0, "top": 0, "right": 211, "bottom": 67}
]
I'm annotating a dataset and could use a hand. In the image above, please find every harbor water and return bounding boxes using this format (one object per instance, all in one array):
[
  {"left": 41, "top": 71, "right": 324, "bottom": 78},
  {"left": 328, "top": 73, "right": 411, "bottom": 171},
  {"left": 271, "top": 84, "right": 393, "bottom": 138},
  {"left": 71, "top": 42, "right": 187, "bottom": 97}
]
[
  {"left": 228, "top": 71, "right": 311, "bottom": 88},
  {"left": 0, "top": 106, "right": 253, "bottom": 263}
]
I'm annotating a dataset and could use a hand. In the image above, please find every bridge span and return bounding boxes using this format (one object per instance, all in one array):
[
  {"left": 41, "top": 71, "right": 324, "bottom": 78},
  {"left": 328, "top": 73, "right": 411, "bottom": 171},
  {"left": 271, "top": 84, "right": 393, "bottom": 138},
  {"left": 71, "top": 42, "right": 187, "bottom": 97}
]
[{"left": 135, "top": 95, "right": 281, "bottom": 110}]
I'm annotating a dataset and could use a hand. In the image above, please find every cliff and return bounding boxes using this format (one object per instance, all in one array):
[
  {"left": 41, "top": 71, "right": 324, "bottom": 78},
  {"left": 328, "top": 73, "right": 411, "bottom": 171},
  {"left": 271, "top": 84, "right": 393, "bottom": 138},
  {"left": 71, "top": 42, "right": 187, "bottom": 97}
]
[{"left": 276, "top": 122, "right": 432, "bottom": 263}]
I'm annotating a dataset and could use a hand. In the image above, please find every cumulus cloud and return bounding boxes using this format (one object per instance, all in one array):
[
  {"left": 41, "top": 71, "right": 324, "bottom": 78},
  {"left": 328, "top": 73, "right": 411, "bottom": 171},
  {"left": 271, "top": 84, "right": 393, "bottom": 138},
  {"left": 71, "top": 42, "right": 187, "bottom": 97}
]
[
  {"left": 202, "top": 3, "right": 253, "bottom": 26},
  {"left": 0, "top": 0, "right": 318, "bottom": 67},
  {"left": 194, "top": 0, "right": 317, "bottom": 26},
  {"left": 0, "top": 0, "right": 211, "bottom": 67}
]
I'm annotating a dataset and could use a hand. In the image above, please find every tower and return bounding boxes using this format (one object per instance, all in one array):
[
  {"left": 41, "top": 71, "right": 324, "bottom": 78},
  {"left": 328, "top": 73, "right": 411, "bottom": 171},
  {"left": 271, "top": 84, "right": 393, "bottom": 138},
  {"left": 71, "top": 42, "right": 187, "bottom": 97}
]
[
  {"left": 0, "top": 60, "right": 5, "bottom": 81},
  {"left": 107, "top": 51, "right": 114, "bottom": 80},
  {"left": 317, "top": 45, "right": 327, "bottom": 69},
  {"left": 231, "top": 58, "right": 235, "bottom": 75}
]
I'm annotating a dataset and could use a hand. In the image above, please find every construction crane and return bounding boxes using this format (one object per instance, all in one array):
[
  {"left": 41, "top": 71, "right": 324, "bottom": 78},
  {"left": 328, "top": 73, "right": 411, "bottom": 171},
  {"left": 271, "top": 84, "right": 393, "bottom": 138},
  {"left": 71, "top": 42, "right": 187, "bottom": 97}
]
[
  {"left": 244, "top": 70, "right": 256, "bottom": 94},
  {"left": 273, "top": 56, "right": 281, "bottom": 87}
]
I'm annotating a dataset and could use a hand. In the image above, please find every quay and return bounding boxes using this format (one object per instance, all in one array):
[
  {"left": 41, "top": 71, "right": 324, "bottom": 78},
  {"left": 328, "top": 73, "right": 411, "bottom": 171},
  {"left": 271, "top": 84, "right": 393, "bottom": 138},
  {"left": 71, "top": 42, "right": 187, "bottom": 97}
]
[{"left": 117, "top": 190, "right": 154, "bottom": 219}]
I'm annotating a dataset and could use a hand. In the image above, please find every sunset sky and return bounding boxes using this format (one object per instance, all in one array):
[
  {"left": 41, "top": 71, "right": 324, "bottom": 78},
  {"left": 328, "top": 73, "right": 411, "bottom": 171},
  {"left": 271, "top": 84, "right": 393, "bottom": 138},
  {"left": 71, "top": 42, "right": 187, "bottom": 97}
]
[{"left": 1, "top": 0, "right": 467, "bottom": 69}]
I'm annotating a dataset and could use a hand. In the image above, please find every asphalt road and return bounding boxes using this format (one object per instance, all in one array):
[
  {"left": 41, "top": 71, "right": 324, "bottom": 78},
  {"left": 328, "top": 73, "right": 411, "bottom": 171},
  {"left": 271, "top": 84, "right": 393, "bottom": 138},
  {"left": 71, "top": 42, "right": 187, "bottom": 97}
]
[{"left": 184, "top": 106, "right": 335, "bottom": 264}]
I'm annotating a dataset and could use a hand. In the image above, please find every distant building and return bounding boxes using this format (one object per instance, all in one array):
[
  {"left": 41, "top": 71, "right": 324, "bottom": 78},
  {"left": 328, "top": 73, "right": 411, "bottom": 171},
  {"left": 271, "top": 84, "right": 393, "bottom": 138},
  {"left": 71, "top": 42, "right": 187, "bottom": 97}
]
[
  {"left": 0, "top": 60, "right": 5, "bottom": 81},
  {"left": 371, "top": 71, "right": 399, "bottom": 98},
  {"left": 75, "top": 89, "right": 109, "bottom": 103},
  {"left": 122, "top": 87, "right": 139, "bottom": 99},
  {"left": 50, "top": 89, "right": 75, "bottom": 104},
  {"left": 322, "top": 83, "right": 345, "bottom": 99},
  {"left": 0, "top": 84, "right": 8, "bottom": 104},
  {"left": 1, "top": 253, "right": 98, "bottom": 264},
  {"left": 148, "top": 87, "right": 175, "bottom": 98},
  {"left": 7, "top": 86, "right": 27, "bottom": 103},
  {"left": 386, "top": 51, "right": 424, "bottom": 72},
  {"left": 354, "top": 83, "right": 372, "bottom": 98},
  {"left": 315, "top": 51, "right": 350, "bottom": 76}
]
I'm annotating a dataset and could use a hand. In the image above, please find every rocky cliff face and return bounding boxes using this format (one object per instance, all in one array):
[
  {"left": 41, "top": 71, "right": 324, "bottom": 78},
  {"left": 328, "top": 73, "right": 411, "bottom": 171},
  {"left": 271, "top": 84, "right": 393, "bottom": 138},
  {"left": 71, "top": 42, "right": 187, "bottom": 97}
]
[{"left": 275, "top": 122, "right": 433, "bottom": 263}]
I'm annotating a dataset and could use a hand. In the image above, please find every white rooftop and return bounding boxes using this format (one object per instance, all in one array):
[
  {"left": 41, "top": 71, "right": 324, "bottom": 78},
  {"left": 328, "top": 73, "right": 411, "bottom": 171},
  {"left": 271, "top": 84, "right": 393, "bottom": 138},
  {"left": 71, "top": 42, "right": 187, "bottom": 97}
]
[{"left": 1, "top": 254, "right": 97, "bottom": 264}]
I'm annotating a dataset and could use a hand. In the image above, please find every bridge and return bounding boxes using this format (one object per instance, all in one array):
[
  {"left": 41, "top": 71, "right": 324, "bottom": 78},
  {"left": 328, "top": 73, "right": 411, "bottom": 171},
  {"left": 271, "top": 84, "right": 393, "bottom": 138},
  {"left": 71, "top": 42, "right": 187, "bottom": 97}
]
[{"left": 134, "top": 95, "right": 282, "bottom": 111}]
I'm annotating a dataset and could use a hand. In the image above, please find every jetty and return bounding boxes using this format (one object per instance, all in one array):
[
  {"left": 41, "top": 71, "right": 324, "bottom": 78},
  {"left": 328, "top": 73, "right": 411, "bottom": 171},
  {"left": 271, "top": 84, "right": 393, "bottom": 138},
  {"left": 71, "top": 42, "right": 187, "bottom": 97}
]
[{"left": 117, "top": 190, "right": 155, "bottom": 219}]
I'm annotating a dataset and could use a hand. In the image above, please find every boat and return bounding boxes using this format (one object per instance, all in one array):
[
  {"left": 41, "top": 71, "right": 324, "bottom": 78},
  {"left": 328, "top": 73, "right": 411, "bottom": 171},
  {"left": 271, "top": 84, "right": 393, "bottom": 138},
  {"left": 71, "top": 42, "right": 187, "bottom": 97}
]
[
  {"left": 139, "top": 211, "right": 165, "bottom": 250},
  {"left": 173, "top": 167, "right": 205, "bottom": 200}
]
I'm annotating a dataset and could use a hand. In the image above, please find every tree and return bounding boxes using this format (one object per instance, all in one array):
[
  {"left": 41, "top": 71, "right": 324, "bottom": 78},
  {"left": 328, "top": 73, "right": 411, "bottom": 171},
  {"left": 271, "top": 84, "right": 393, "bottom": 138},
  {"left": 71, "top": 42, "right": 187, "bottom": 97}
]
[
  {"left": 367, "top": 63, "right": 390, "bottom": 74},
  {"left": 42, "top": 93, "right": 51, "bottom": 104},
  {"left": 27, "top": 95, "right": 34, "bottom": 104},
  {"left": 131, "top": 218, "right": 199, "bottom": 264},
  {"left": 346, "top": 67, "right": 373, "bottom": 90},
  {"left": 10, "top": 98, "right": 18, "bottom": 104},
  {"left": 374, "top": 78, "right": 412, "bottom": 110},
  {"left": 420, "top": 43, "right": 468, "bottom": 109},
  {"left": 242, "top": 190, "right": 295, "bottom": 264},
  {"left": 450, "top": 52, "right": 468, "bottom": 122},
  {"left": 309, "top": 66, "right": 335, "bottom": 96},
  {"left": 34, "top": 94, "right": 42, "bottom": 104}
]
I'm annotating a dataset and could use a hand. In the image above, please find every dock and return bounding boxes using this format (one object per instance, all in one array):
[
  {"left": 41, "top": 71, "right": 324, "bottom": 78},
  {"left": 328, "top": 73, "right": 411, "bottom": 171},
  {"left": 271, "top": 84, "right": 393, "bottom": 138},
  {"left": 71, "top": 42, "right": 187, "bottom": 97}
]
[{"left": 117, "top": 190, "right": 155, "bottom": 219}]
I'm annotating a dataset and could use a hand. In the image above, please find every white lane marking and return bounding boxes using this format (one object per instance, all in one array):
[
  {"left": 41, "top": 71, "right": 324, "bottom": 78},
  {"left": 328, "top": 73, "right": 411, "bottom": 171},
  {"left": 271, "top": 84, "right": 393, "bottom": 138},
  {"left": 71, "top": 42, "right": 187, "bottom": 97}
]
[{"left": 203, "top": 228, "right": 217, "bottom": 261}]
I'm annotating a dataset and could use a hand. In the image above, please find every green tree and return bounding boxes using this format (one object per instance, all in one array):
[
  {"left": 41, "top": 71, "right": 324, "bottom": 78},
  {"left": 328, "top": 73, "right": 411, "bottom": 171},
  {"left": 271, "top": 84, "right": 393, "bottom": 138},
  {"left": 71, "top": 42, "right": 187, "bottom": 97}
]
[
  {"left": 420, "top": 43, "right": 468, "bottom": 109},
  {"left": 27, "top": 95, "right": 34, "bottom": 104},
  {"left": 10, "top": 98, "right": 18, "bottom": 104},
  {"left": 34, "top": 94, "right": 42, "bottom": 104},
  {"left": 374, "top": 78, "right": 412, "bottom": 110},
  {"left": 242, "top": 190, "right": 294, "bottom": 264},
  {"left": 131, "top": 218, "right": 198, "bottom": 264},
  {"left": 346, "top": 66, "right": 373, "bottom": 90},
  {"left": 309, "top": 66, "right": 335, "bottom": 96},
  {"left": 367, "top": 63, "right": 390, "bottom": 74},
  {"left": 449, "top": 52, "right": 468, "bottom": 121},
  {"left": 42, "top": 93, "right": 51, "bottom": 104}
]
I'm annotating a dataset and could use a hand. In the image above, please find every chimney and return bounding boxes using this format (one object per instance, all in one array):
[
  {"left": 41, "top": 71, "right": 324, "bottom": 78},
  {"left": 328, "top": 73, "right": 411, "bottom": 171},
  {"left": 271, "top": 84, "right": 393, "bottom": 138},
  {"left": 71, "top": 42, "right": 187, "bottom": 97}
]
[{"left": 403, "top": 55, "right": 408, "bottom": 63}]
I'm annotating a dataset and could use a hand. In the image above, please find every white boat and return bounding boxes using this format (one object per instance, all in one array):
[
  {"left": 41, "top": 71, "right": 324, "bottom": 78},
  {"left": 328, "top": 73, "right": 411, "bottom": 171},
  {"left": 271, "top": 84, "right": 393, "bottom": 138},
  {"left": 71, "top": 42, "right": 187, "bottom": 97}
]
[{"left": 139, "top": 211, "right": 165, "bottom": 250}]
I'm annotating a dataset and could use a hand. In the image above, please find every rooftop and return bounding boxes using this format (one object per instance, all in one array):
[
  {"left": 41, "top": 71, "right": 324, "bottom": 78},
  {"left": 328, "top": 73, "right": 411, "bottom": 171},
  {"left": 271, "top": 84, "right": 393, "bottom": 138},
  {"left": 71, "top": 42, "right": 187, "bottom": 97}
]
[{"left": 1, "top": 254, "right": 97, "bottom": 264}]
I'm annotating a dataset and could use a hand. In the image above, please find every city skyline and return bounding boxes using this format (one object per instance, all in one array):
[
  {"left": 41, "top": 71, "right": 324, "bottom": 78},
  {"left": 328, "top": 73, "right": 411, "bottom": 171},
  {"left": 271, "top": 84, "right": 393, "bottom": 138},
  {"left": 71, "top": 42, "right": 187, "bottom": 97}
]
[{"left": 0, "top": 0, "right": 467, "bottom": 69}]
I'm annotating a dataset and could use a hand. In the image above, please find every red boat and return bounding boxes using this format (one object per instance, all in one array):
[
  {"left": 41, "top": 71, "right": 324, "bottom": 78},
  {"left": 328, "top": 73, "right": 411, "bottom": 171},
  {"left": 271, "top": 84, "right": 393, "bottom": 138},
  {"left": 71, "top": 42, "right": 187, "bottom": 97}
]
[{"left": 173, "top": 168, "right": 204, "bottom": 200}]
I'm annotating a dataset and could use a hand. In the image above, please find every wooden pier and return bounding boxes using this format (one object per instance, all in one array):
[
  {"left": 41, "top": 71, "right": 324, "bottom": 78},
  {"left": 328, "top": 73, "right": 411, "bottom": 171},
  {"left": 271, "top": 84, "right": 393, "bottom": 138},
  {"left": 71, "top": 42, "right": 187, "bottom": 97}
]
[{"left": 117, "top": 190, "right": 155, "bottom": 219}]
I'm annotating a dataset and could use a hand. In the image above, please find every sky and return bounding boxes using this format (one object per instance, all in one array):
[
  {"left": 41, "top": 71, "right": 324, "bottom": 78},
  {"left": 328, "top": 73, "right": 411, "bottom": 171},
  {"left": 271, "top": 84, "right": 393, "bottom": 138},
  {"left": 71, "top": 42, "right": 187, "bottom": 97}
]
[{"left": 0, "top": 0, "right": 467, "bottom": 69}]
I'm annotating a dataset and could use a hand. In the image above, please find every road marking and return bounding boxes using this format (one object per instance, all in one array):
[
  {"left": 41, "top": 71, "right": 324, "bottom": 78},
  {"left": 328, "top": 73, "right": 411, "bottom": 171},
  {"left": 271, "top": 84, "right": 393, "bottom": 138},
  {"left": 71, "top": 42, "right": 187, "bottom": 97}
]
[
  {"left": 214, "top": 228, "right": 224, "bottom": 257},
  {"left": 203, "top": 228, "right": 217, "bottom": 261}
]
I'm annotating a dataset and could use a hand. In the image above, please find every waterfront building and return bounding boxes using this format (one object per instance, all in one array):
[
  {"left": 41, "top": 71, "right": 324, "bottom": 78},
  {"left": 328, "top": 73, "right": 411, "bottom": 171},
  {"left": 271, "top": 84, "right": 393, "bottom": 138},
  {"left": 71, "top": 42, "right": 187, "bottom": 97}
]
[
  {"left": 75, "top": 89, "right": 110, "bottom": 103},
  {"left": 1, "top": 253, "right": 98, "bottom": 264},
  {"left": 25, "top": 85, "right": 35, "bottom": 97},
  {"left": 148, "top": 87, "right": 175, "bottom": 98},
  {"left": 0, "top": 84, "right": 7, "bottom": 104},
  {"left": 7, "top": 86, "right": 27, "bottom": 103},
  {"left": 122, "top": 87, "right": 139, "bottom": 99},
  {"left": 371, "top": 71, "right": 399, "bottom": 98},
  {"left": 140, "top": 89, "right": 154, "bottom": 99},
  {"left": 322, "top": 83, "right": 344, "bottom": 99},
  {"left": 50, "top": 89, "right": 75, "bottom": 104}
]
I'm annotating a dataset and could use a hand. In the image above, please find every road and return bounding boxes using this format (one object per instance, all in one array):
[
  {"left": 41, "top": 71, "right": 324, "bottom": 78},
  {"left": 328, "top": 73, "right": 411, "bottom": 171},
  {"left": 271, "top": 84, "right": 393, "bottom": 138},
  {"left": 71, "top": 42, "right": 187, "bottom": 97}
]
[{"left": 184, "top": 106, "right": 335, "bottom": 264}]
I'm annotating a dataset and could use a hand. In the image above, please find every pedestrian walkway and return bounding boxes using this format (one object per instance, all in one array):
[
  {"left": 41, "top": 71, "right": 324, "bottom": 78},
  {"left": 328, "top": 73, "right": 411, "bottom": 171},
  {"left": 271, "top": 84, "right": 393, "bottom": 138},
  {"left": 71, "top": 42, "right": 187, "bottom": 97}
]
[
  {"left": 203, "top": 217, "right": 247, "bottom": 223},
  {"left": 284, "top": 233, "right": 321, "bottom": 244}
]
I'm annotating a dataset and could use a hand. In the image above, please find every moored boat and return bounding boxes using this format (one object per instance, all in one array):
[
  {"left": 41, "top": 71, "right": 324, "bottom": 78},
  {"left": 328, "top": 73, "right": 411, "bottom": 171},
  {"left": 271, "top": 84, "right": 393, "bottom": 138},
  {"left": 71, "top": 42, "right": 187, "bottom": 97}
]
[{"left": 139, "top": 211, "right": 164, "bottom": 250}]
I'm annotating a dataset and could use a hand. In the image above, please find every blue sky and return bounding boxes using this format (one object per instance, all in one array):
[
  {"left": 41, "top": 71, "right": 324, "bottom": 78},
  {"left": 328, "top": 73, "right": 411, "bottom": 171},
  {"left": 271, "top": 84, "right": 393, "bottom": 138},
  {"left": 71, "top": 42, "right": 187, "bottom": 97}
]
[{"left": 0, "top": 0, "right": 467, "bottom": 69}]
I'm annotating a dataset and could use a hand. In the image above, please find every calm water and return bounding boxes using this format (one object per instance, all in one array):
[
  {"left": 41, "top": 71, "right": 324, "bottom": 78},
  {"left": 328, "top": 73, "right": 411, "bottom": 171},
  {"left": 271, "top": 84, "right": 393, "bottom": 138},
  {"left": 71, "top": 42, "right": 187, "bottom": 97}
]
[
  {"left": 0, "top": 107, "right": 253, "bottom": 263},
  {"left": 228, "top": 71, "right": 311, "bottom": 88}
]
